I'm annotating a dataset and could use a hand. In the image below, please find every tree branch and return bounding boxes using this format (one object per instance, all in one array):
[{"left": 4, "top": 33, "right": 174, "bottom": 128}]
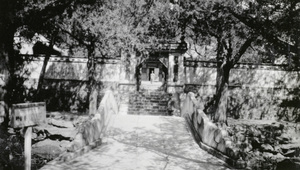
[
  {"left": 227, "top": 8, "right": 298, "bottom": 55},
  {"left": 231, "top": 35, "right": 257, "bottom": 65},
  {"left": 19, "top": 0, "right": 77, "bottom": 28},
  {"left": 57, "top": 25, "right": 89, "bottom": 47}
]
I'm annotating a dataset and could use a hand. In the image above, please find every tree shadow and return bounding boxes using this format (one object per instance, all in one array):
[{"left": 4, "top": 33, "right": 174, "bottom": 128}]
[
  {"left": 41, "top": 59, "right": 89, "bottom": 112},
  {"left": 107, "top": 116, "right": 231, "bottom": 170},
  {"left": 227, "top": 64, "right": 293, "bottom": 120},
  {"left": 273, "top": 69, "right": 300, "bottom": 122},
  {"left": 37, "top": 57, "right": 122, "bottom": 112}
]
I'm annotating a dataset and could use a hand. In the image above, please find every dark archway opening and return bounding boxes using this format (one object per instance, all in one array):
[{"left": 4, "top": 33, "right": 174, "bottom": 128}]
[{"left": 136, "top": 52, "right": 168, "bottom": 92}]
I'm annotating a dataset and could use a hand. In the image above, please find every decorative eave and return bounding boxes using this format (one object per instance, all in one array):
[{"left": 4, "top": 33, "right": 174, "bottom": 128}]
[
  {"left": 148, "top": 42, "right": 188, "bottom": 54},
  {"left": 184, "top": 59, "right": 298, "bottom": 71},
  {"left": 20, "top": 54, "right": 120, "bottom": 64},
  {"left": 94, "top": 57, "right": 120, "bottom": 64}
]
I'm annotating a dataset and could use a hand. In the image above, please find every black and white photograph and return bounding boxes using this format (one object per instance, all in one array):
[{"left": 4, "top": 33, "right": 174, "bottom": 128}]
[{"left": 0, "top": 0, "right": 299, "bottom": 169}]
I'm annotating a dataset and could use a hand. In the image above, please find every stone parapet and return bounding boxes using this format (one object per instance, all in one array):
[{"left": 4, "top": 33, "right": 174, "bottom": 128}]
[
  {"left": 185, "top": 111, "right": 246, "bottom": 169},
  {"left": 49, "top": 90, "right": 117, "bottom": 163},
  {"left": 183, "top": 92, "right": 247, "bottom": 169},
  {"left": 183, "top": 92, "right": 300, "bottom": 169}
]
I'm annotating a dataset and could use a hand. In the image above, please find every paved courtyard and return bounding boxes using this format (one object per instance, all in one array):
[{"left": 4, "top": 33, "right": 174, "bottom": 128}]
[{"left": 41, "top": 115, "right": 231, "bottom": 170}]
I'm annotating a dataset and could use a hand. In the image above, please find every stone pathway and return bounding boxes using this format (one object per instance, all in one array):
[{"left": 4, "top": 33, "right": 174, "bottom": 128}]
[{"left": 41, "top": 115, "right": 231, "bottom": 170}]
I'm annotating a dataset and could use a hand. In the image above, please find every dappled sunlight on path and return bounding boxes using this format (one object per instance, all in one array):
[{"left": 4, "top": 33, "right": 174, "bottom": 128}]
[{"left": 41, "top": 115, "right": 231, "bottom": 170}]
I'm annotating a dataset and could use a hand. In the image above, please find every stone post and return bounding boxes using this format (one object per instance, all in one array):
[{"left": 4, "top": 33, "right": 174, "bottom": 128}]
[
  {"left": 130, "top": 54, "right": 136, "bottom": 83},
  {"left": 168, "top": 54, "right": 174, "bottom": 83},
  {"left": 178, "top": 55, "right": 184, "bottom": 85},
  {"left": 89, "top": 89, "right": 98, "bottom": 115}
]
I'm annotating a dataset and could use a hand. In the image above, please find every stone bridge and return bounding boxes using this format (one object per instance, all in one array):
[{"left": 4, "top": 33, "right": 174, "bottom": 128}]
[{"left": 40, "top": 114, "right": 230, "bottom": 170}]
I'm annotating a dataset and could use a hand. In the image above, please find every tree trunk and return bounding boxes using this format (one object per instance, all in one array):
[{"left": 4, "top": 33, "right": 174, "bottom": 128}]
[
  {"left": 35, "top": 55, "right": 50, "bottom": 101},
  {"left": 36, "top": 36, "right": 56, "bottom": 100},
  {"left": 87, "top": 43, "right": 97, "bottom": 115},
  {"left": 0, "top": 25, "right": 17, "bottom": 128},
  {"left": 214, "top": 63, "right": 231, "bottom": 126}
]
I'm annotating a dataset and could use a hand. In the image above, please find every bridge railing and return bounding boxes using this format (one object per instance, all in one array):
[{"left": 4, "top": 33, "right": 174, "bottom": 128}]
[
  {"left": 182, "top": 92, "right": 246, "bottom": 169},
  {"left": 54, "top": 90, "right": 118, "bottom": 162}
]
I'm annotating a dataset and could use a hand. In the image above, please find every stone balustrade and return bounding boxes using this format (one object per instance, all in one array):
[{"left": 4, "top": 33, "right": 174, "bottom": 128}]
[
  {"left": 54, "top": 90, "right": 118, "bottom": 162},
  {"left": 183, "top": 92, "right": 300, "bottom": 169},
  {"left": 182, "top": 92, "right": 247, "bottom": 169}
]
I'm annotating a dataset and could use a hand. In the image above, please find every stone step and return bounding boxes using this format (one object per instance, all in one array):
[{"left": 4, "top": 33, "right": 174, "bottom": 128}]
[
  {"left": 128, "top": 108, "right": 168, "bottom": 113},
  {"left": 128, "top": 105, "right": 167, "bottom": 109},
  {"left": 141, "top": 89, "right": 161, "bottom": 91},
  {"left": 120, "top": 106, "right": 167, "bottom": 114},
  {"left": 120, "top": 97, "right": 170, "bottom": 104},
  {"left": 141, "top": 81, "right": 163, "bottom": 85},
  {"left": 133, "top": 94, "right": 170, "bottom": 98},
  {"left": 128, "top": 100, "right": 167, "bottom": 104},
  {"left": 129, "top": 97, "right": 170, "bottom": 101},
  {"left": 123, "top": 99, "right": 168, "bottom": 104},
  {"left": 129, "top": 99, "right": 169, "bottom": 103},
  {"left": 130, "top": 95, "right": 170, "bottom": 99},
  {"left": 129, "top": 101, "right": 169, "bottom": 104},
  {"left": 129, "top": 99, "right": 168, "bottom": 103},
  {"left": 129, "top": 104, "right": 167, "bottom": 107},
  {"left": 128, "top": 110, "right": 169, "bottom": 116},
  {"left": 129, "top": 100, "right": 169, "bottom": 105},
  {"left": 128, "top": 106, "right": 168, "bottom": 110},
  {"left": 140, "top": 82, "right": 163, "bottom": 91},
  {"left": 139, "top": 93, "right": 167, "bottom": 97},
  {"left": 120, "top": 90, "right": 171, "bottom": 116},
  {"left": 141, "top": 85, "right": 161, "bottom": 89},
  {"left": 119, "top": 103, "right": 168, "bottom": 109},
  {"left": 135, "top": 91, "right": 169, "bottom": 95}
]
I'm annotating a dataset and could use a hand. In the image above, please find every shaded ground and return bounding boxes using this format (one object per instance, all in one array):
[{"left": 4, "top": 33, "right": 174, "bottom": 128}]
[
  {"left": 41, "top": 115, "right": 231, "bottom": 170},
  {"left": 227, "top": 118, "right": 300, "bottom": 169},
  {"left": 0, "top": 111, "right": 89, "bottom": 170}
]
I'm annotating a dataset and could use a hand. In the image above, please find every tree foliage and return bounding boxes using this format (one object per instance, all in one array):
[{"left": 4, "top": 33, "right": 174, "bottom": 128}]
[
  {"left": 178, "top": 0, "right": 300, "bottom": 125},
  {"left": 229, "top": 0, "right": 300, "bottom": 56},
  {"left": 1, "top": 0, "right": 298, "bottom": 124},
  {"left": 0, "top": 0, "right": 85, "bottom": 128},
  {"left": 49, "top": 0, "right": 177, "bottom": 114},
  {"left": 55, "top": 0, "right": 178, "bottom": 58},
  {"left": 0, "top": 0, "right": 179, "bottom": 117}
]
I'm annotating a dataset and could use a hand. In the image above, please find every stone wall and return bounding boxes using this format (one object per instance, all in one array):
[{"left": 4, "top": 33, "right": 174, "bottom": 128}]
[
  {"left": 39, "top": 80, "right": 88, "bottom": 112},
  {"left": 22, "top": 56, "right": 122, "bottom": 84},
  {"left": 20, "top": 56, "right": 122, "bottom": 112},
  {"left": 184, "top": 60, "right": 300, "bottom": 122},
  {"left": 20, "top": 55, "right": 300, "bottom": 120}
]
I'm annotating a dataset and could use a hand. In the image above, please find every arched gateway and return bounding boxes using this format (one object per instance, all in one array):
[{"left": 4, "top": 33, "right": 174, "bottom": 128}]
[
  {"left": 118, "top": 42, "right": 187, "bottom": 115},
  {"left": 136, "top": 42, "right": 187, "bottom": 92},
  {"left": 136, "top": 52, "right": 168, "bottom": 91}
]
